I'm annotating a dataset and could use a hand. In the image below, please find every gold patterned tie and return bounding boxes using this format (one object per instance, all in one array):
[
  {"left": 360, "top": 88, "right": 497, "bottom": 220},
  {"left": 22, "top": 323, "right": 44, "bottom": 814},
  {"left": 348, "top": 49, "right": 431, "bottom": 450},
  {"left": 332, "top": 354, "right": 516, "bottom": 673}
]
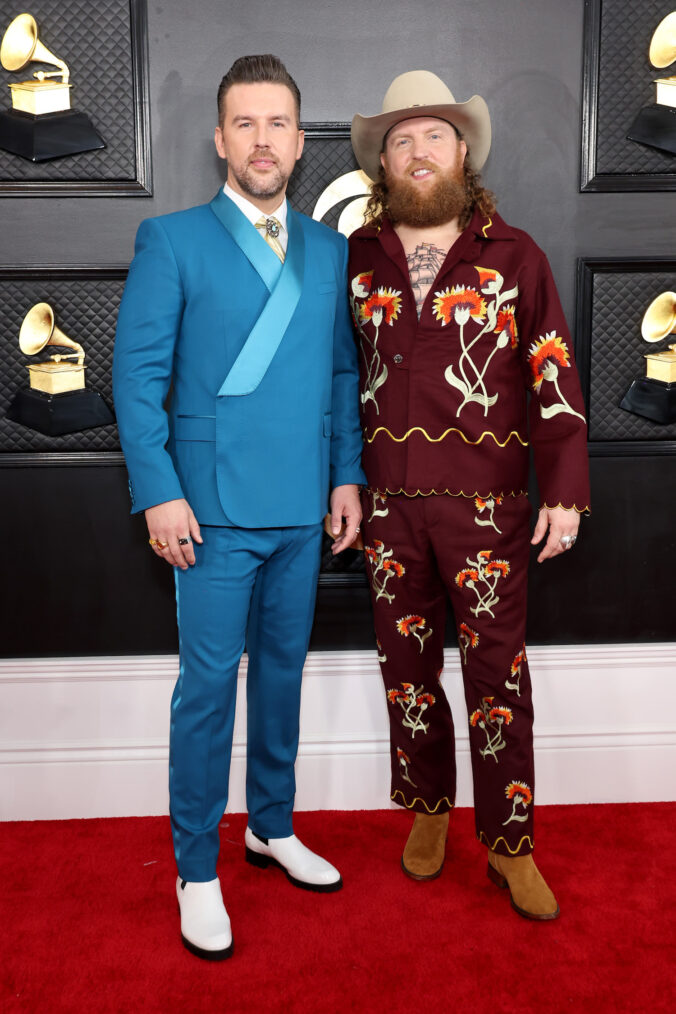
[{"left": 255, "top": 215, "right": 285, "bottom": 263}]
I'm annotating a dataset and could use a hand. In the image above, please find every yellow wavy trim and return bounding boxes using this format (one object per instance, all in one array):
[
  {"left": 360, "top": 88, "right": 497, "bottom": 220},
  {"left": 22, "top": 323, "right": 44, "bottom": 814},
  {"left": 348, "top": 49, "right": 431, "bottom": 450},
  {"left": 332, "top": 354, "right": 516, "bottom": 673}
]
[
  {"left": 391, "top": 790, "right": 454, "bottom": 813},
  {"left": 369, "top": 487, "right": 528, "bottom": 500},
  {"left": 481, "top": 217, "right": 493, "bottom": 238},
  {"left": 478, "top": 831, "right": 534, "bottom": 854},
  {"left": 541, "top": 501, "right": 591, "bottom": 515},
  {"left": 365, "top": 426, "right": 528, "bottom": 448}
]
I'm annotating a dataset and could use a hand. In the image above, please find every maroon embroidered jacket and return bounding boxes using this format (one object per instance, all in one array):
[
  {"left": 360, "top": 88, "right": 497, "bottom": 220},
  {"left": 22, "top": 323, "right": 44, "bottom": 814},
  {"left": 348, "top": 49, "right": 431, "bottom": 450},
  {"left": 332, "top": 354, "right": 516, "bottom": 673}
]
[{"left": 347, "top": 209, "right": 590, "bottom": 512}]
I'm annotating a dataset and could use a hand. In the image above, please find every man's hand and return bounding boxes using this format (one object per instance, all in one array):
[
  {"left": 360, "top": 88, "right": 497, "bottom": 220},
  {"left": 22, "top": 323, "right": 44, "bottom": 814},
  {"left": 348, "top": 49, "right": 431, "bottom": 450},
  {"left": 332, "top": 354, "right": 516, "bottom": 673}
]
[
  {"left": 531, "top": 505, "right": 580, "bottom": 564},
  {"left": 146, "top": 498, "right": 203, "bottom": 570},
  {"left": 329, "top": 484, "right": 362, "bottom": 554}
]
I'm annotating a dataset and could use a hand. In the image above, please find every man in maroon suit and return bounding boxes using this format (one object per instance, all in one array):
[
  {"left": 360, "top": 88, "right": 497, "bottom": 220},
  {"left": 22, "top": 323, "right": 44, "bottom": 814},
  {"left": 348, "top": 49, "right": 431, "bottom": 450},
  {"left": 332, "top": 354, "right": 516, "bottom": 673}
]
[{"left": 348, "top": 71, "right": 590, "bottom": 920}]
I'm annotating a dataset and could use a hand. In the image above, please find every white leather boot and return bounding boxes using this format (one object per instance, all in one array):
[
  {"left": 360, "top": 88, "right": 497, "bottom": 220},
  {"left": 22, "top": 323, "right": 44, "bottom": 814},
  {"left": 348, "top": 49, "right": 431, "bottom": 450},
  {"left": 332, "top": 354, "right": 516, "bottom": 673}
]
[
  {"left": 245, "top": 827, "right": 342, "bottom": 892},
  {"left": 176, "top": 877, "right": 233, "bottom": 960}
]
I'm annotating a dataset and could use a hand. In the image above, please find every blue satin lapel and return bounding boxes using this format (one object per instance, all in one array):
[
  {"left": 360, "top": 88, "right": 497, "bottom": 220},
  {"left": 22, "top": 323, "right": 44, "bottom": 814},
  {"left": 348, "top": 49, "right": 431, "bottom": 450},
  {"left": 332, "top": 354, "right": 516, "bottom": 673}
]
[
  {"left": 218, "top": 207, "right": 305, "bottom": 397},
  {"left": 209, "top": 190, "right": 281, "bottom": 292}
]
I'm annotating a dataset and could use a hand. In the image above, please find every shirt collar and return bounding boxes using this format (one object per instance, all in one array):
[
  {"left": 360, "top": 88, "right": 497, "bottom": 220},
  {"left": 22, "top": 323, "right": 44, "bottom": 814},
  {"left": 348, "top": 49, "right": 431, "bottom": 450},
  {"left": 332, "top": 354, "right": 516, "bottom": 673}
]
[
  {"left": 467, "top": 207, "right": 516, "bottom": 241},
  {"left": 223, "top": 182, "right": 288, "bottom": 233},
  {"left": 354, "top": 207, "right": 517, "bottom": 244}
]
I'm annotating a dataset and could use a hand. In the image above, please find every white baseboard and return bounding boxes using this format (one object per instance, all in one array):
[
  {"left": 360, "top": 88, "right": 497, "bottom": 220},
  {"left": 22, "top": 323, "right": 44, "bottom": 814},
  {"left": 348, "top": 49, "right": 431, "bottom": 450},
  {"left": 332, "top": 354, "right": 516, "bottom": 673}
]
[{"left": 1, "top": 644, "right": 674, "bottom": 820}]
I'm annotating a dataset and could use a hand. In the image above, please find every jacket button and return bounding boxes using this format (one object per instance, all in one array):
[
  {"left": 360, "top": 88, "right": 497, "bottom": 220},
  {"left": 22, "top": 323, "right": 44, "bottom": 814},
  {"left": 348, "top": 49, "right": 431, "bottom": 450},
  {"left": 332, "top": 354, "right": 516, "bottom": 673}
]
[{"left": 393, "top": 354, "right": 403, "bottom": 364}]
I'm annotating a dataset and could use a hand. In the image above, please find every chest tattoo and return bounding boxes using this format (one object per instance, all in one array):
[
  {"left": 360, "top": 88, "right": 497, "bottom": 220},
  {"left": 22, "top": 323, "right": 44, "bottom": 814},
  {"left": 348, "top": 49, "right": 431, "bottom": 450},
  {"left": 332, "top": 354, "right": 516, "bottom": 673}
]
[{"left": 406, "top": 243, "right": 447, "bottom": 318}]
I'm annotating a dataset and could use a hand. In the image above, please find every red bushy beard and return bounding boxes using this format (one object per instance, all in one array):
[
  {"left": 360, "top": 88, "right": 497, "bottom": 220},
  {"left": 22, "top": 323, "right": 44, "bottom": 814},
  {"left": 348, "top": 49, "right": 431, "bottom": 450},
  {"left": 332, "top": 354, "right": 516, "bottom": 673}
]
[{"left": 384, "top": 160, "right": 469, "bottom": 228}]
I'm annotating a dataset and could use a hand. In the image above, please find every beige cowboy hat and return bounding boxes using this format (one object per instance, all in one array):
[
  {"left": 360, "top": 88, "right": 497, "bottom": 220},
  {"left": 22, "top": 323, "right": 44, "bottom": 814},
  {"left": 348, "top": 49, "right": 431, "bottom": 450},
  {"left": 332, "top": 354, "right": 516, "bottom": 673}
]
[{"left": 351, "top": 70, "right": 491, "bottom": 181}]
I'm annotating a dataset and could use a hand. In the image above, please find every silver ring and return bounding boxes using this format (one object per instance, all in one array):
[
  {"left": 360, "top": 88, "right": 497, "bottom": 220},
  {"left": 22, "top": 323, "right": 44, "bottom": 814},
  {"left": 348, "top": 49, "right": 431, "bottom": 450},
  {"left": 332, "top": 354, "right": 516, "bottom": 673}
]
[
  {"left": 560, "top": 535, "right": 576, "bottom": 548},
  {"left": 178, "top": 537, "right": 191, "bottom": 546},
  {"left": 355, "top": 527, "right": 361, "bottom": 533}
]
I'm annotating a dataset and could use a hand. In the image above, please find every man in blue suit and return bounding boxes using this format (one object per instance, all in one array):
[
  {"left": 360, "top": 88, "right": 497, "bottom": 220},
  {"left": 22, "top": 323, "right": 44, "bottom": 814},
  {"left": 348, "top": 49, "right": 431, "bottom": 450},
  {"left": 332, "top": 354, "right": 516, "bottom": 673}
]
[{"left": 113, "top": 54, "right": 364, "bottom": 961}]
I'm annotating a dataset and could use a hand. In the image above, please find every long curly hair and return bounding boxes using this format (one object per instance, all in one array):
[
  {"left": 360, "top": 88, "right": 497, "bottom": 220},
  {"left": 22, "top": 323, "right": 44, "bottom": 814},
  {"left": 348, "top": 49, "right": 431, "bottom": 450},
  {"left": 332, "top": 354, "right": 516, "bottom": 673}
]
[{"left": 363, "top": 148, "right": 496, "bottom": 232}]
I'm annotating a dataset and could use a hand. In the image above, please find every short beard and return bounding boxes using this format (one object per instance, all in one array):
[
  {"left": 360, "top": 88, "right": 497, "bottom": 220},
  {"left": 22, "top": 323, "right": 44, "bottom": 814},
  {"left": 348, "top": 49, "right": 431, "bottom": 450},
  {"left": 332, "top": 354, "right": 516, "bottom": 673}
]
[
  {"left": 384, "top": 163, "right": 469, "bottom": 228},
  {"left": 231, "top": 153, "right": 287, "bottom": 200}
]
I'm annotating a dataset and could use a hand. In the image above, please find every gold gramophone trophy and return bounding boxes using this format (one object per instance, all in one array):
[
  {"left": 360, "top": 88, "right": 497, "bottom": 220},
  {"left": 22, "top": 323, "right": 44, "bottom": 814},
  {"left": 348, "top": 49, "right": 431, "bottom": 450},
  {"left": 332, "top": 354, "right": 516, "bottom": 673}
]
[
  {"left": 620, "top": 292, "right": 676, "bottom": 424},
  {"left": 627, "top": 11, "right": 676, "bottom": 155},
  {"left": 7, "top": 302, "right": 114, "bottom": 435},
  {"left": 0, "top": 13, "right": 104, "bottom": 161}
]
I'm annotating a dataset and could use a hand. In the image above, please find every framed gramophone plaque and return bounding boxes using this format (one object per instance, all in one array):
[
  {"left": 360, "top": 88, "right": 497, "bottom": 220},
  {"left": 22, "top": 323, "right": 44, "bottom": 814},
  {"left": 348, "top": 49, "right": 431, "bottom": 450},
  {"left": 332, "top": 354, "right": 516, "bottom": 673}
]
[
  {"left": 575, "top": 257, "right": 676, "bottom": 454},
  {"left": 0, "top": 265, "right": 126, "bottom": 462},
  {"left": 581, "top": 0, "right": 676, "bottom": 191},
  {"left": 0, "top": 0, "right": 151, "bottom": 195}
]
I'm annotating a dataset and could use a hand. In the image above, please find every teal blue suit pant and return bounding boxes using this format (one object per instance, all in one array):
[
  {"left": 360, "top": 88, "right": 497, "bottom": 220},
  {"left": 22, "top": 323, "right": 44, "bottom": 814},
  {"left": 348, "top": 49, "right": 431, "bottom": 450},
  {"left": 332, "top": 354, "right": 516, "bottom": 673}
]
[{"left": 169, "top": 522, "right": 323, "bottom": 882}]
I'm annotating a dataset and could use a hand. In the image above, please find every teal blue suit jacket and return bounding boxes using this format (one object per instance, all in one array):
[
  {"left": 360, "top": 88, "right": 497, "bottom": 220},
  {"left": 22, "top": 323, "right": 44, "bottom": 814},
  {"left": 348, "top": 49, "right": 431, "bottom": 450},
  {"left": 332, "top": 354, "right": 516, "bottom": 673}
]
[{"left": 113, "top": 190, "right": 365, "bottom": 527}]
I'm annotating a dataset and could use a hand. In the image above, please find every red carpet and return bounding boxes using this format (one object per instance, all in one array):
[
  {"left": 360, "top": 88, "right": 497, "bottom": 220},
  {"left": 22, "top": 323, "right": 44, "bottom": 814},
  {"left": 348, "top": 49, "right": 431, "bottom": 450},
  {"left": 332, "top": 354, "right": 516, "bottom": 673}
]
[{"left": 2, "top": 804, "right": 675, "bottom": 1013}]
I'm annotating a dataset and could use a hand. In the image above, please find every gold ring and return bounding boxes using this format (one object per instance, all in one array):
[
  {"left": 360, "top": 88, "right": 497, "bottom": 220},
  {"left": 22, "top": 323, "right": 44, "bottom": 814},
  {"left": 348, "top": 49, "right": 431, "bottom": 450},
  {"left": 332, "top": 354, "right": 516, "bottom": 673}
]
[{"left": 149, "top": 538, "right": 168, "bottom": 550}]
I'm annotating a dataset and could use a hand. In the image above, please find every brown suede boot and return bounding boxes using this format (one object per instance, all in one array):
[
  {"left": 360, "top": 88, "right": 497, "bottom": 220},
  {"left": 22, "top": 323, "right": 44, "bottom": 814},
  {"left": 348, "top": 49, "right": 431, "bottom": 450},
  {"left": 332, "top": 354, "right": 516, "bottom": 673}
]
[
  {"left": 401, "top": 812, "right": 450, "bottom": 880},
  {"left": 487, "top": 850, "right": 560, "bottom": 920}
]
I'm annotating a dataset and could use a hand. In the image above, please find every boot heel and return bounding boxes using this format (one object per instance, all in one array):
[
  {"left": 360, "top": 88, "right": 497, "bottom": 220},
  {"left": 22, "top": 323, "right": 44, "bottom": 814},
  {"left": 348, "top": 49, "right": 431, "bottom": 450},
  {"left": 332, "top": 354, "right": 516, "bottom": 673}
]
[
  {"left": 486, "top": 861, "right": 508, "bottom": 889},
  {"left": 245, "top": 846, "right": 269, "bottom": 869}
]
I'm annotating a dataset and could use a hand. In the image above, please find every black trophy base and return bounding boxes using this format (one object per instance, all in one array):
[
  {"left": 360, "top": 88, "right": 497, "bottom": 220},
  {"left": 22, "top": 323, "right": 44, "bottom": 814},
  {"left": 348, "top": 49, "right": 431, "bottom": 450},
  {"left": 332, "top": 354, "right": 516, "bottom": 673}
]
[
  {"left": 0, "top": 108, "right": 106, "bottom": 162},
  {"left": 620, "top": 377, "right": 676, "bottom": 424},
  {"left": 627, "top": 104, "right": 676, "bottom": 156},
  {"left": 7, "top": 388, "right": 115, "bottom": 435}
]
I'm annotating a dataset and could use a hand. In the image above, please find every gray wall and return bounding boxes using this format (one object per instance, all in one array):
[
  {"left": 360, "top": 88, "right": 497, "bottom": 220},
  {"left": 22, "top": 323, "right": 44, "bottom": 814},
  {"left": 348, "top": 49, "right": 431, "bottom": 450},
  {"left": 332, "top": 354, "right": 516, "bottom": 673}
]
[{"left": 2, "top": 0, "right": 675, "bottom": 655}]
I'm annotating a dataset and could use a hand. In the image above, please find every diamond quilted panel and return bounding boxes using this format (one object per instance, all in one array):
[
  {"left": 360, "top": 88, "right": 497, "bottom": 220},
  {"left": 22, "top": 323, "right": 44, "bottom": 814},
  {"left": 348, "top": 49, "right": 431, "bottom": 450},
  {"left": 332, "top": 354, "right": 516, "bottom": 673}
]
[
  {"left": 287, "top": 132, "right": 360, "bottom": 225},
  {"left": 0, "top": 0, "right": 138, "bottom": 180},
  {"left": 0, "top": 272, "right": 125, "bottom": 451},
  {"left": 588, "top": 269, "right": 676, "bottom": 441},
  {"left": 595, "top": 0, "right": 674, "bottom": 176}
]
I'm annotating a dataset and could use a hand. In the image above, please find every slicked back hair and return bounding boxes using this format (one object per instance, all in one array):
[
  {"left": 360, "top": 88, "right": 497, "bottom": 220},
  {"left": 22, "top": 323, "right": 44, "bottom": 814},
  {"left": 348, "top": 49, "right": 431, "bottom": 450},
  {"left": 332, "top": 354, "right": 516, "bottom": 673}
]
[{"left": 217, "top": 54, "right": 301, "bottom": 126}]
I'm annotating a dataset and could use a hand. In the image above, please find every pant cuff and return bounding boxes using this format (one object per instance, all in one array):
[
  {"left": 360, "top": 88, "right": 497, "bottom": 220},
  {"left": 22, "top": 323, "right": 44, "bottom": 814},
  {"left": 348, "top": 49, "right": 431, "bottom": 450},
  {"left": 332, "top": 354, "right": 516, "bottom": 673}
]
[
  {"left": 477, "top": 831, "right": 534, "bottom": 856},
  {"left": 391, "top": 789, "right": 454, "bottom": 814}
]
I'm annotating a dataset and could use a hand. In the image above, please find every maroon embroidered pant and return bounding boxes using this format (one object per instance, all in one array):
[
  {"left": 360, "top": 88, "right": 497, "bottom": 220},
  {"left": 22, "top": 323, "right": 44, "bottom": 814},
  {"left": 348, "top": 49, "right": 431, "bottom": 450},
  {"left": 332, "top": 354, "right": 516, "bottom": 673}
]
[{"left": 361, "top": 489, "right": 535, "bottom": 857}]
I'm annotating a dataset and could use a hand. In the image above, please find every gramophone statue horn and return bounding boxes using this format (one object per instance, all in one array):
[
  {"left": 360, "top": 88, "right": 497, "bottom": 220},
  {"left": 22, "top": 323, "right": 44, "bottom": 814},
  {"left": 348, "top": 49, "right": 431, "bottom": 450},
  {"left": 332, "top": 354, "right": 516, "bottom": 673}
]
[
  {"left": 641, "top": 291, "right": 676, "bottom": 343},
  {"left": 649, "top": 11, "right": 676, "bottom": 69},
  {"left": 627, "top": 10, "right": 676, "bottom": 155},
  {"left": 1, "top": 13, "right": 70, "bottom": 84},
  {"left": 620, "top": 291, "right": 676, "bottom": 425},
  {"left": 0, "top": 12, "right": 105, "bottom": 161},
  {"left": 20, "top": 303, "right": 85, "bottom": 388},
  {"left": 7, "top": 301, "right": 114, "bottom": 436}
]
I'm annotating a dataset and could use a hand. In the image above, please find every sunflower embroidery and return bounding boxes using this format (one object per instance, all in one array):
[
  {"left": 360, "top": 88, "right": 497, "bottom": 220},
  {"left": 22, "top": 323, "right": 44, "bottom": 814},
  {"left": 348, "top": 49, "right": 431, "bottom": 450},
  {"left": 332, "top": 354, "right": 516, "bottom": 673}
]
[
  {"left": 367, "top": 489, "right": 389, "bottom": 522},
  {"left": 474, "top": 494, "right": 503, "bottom": 533},
  {"left": 458, "top": 622, "right": 479, "bottom": 665},
  {"left": 455, "top": 550, "right": 510, "bottom": 618},
  {"left": 351, "top": 270, "right": 374, "bottom": 300},
  {"left": 440, "top": 265, "right": 519, "bottom": 418},
  {"left": 396, "top": 614, "right": 432, "bottom": 653},
  {"left": 364, "top": 539, "right": 405, "bottom": 603},
  {"left": 456, "top": 568, "right": 480, "bottom": 588},
  {"left": 469, "top": 696, "right": 514, "bottom": 762},
  {"left": 527, "top": 332, "right": 585, "bottom": 421},
  {"left": 349, "top": 274, "right": 401, "bottom": 414},
  {"left": 397, "top": 747, "right": 417, "bottom": 787},
  {"left": 359, "top": 287, "right": 402, "bottom": 326},
  {"left": 502, "top": 781, "right": 533, "bottom": 825},
  {"left": 475, "top": 265, "right": 503, "bottom": 292},
  {"left": 505, "top": 644, "right": 527, "bottom": 697},
  {"left": 433, "top": 285, "right": 486, "bottom": 326},
  {"left": 495, "top": 305, "right": 518, "bottom": 348},
  {"left": 386, "top": 683, "right": 435, "bottom": 738}
]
